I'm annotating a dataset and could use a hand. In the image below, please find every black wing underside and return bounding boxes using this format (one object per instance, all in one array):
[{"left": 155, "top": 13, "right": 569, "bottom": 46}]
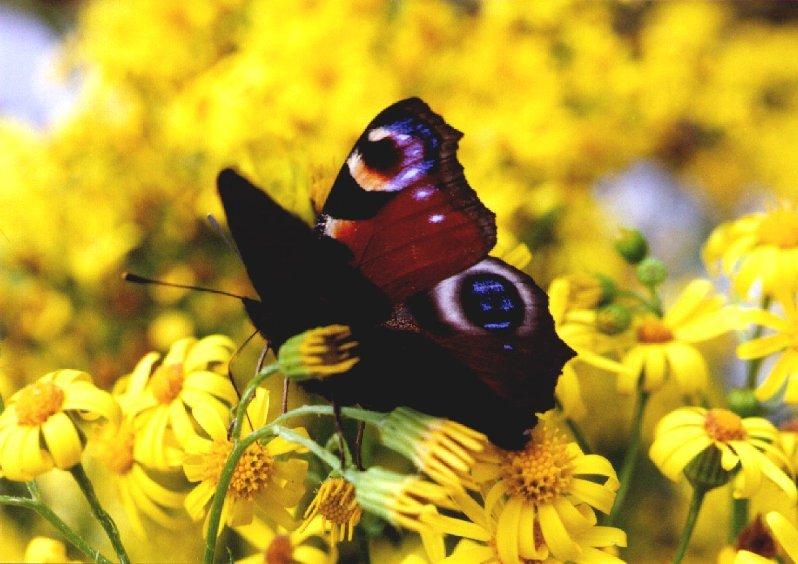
[{"left": 217, "top": 168, "right": 390, "bottom": 347}]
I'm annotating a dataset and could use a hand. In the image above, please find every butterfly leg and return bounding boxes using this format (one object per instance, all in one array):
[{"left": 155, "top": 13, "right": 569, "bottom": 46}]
[
  {"left": 332, "top": 401, "right": 351, "bottom": 468},
  {"left": 353, "top": 421, "right": 365, "bottom": 470},
  {"left": 281, "top": 378, "right": 290, "bottom": 414}
]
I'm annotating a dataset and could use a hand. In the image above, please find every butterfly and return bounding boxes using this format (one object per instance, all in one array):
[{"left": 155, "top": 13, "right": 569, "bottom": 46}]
[{"left": 217, "top": 98, "right": 574, "bottom": 450}]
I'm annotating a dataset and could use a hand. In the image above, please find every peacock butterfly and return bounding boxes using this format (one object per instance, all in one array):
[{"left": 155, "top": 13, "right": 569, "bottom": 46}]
[{"left": 217, "top": 98, "right": 574, "bottom": 450}]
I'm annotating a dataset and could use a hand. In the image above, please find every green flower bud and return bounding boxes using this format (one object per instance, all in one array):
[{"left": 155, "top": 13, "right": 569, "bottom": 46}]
[
  {"left": 596, "top": 303, "right": 632, "bottom": 335},
  {"left": 615, "top": 228, "right": 649, "bottom": 264},
  {"left": 636, "top": 257, "right": 668, "bottom": 287},
  {"left": 683, "top": 445, "right": 734, "bottom": 491},
  {"left": 727, "top": 388, "right": 763, "bottom": 418}
]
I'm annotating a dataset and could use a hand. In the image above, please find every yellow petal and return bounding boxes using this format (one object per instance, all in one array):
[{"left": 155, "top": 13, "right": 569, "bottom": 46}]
[
  {"left": 766, "top": 511, "right": 798, "bottom": 562},
  {"left": 184, "top": 371, "right": 238, "bottom": 405},
  {"left": 537, "top": 502, "right": 581, "bottom": 562},
  {"left": 41, "top": 412, "right": 82, "bottom": 469},
  {"left": 737, "top": 334, "right": 790, "bottom": 361},
  {"left": 495, "top": 496, "right": 523, "bottom": 564},
  {"left": 664, "top": 279, "right": 713, "bottom": 328}
]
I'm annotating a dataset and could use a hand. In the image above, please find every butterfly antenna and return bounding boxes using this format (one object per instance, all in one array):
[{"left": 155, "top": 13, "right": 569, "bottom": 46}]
[
  {"left": 206, "top": 214, "right": 242, "bottom": 260},
  {"left": 122, "top": 272, "right": 250, "bottom": 300}
]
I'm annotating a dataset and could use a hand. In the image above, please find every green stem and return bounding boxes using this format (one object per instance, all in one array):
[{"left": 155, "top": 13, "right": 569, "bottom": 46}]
[
  {"left": 745, "top": 296, "right": 772, "bottom": 389},
  {"left": 608, "top": 388, "right": 650, "bottom": 525},
  {"left": 731, "top": 497, "right": 749, "bottom": 541},
  {"left": 616, "top": 289, "right": 662, "bottom": 316},
  {"left": 230, "top": 364, "right": 280, "bottom": 439},
  {"left": 673, "top": 486, "right": 707, "bottom": 564},
  {"left": 69, "top": 465, "right": 129, "bottom": 564},
  {"left": 564, "top": 417, "right": 591, "bottom": 454},
  {"left": 0, "top": 490, "right": 112, "bottom": 563},
  {"left": 555, "top": 399, "right": 591, "bottom": 454}
]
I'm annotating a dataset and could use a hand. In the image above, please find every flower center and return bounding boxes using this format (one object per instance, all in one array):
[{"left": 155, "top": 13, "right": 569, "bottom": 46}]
[
  {"left": 636, "top": 318, "right": 673, "bottom": 343},
  {"left": 315, "top": 478, "right": 362, "bottom": 526},
  {"left": 231, "top": 442, "right": 274, "bottom": 501},
  {"left": 704, "top": 409, "right": 747, "bottom": 442},
  {"left": 96, "top": 426, "right": 136, "bottom": 475},
  {"left": 264, "top": 535, "right": 293, "bottom": 564},
  {"left": 15, "top": 381, "right": 65, "bottom": 425},
  {"left": 757, "top": 208, "right": 798, "bottom": 249},
  {"left": 500, "top": 424, "right": 574, "bottom": 505},
  {"left": 151, "top": 363, "right": 184, "bottom": 404},
  {"left": 199, "top": 440, "right": 274, "bottom": 500}
]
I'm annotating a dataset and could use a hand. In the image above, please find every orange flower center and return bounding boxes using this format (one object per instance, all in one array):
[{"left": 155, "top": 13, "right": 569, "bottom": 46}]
[
  {"left": 15, "top": 381, "right": 65, "bottom": 425},
  {"left": 264, "top": 535, "right": 293, "bottom": 564},
  {"left": 310, "top": 478, "right": 362, "bottom": 527},
  {"left": 501, "top": 424, "right": 574, "bottom": 505},
  {"left": 151, "top": 363, "right": 184, "bottom": 404},
  {"left": 757, "top": 208, "right": 798, "bottom": 249},
  {"left": 96, "top": 426, "right": 136, "bottom": 475},
  {"left": 704, "top": 409, "right": 747, "bottom": 442},
  {"left": 637, "top": 318, "right": 673, "bottom": 343},
  {"left": 200, "top": 440, "right": 275, "bottom": 501}
]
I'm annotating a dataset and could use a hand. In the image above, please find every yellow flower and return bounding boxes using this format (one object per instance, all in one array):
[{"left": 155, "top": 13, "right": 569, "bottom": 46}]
[
  {"left": 421, "top": 488, "right": 626, "bottom": 563},
  {"left": 704, "top": 205, "right": 798, "bottom": 298},
  {"left": 182, "top": 388, "right": 308, "bottom": 532},
  {"left": 235, "top": 517, "right": 336, "bottom": 564},
  {"left": 278, "top": 325, "right": 359, "bottom": 381},
  {"left": 23, "top": 537, "right": 78, "bottom": 563},
  {"left": 737, "top": 291, "right": 798, "bottom": 402},
  {"left": 765, "top": 511, "right": 798, "bottom": 562},
  {"left": 88, "top": 417, "right": 186, "bottom": 536},
  {"left": 618, "top": 279, "right": 739, "bottom": 394},
  {"left": 121, "top": 335, "right": 238, "bottom": 469},
  {"left": 649, "top": 407, "right": 796, "bottom": 500},
  {"left": 0, "top": 370, "right": 119, "bottom": 481},
  {"left": 378, "top": 407, "right": 489, "bottom": 490},
  {"left": 345, "top": 466, "right": 456, "bottom": 534},
  {"left": 461, "top": 417, "right": 620, "bottom": 562},
  {"left": 556, "top": 360, "right": 587, "bottom": 421},
  {"left": 302, "top": 477, "right": 362, "bottom": 544}
]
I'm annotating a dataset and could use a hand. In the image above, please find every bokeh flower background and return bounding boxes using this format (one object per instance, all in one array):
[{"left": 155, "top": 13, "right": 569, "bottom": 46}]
[{"left": 2, "top": 0, "right": 798, "bottom": 562}]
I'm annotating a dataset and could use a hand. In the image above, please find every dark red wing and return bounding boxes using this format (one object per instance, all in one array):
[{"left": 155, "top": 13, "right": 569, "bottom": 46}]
[
  {"left": 401, "top": 257, "right": 576, "bottom": 416},
  {"left": 317, "top": 98, "right": 496, "bottom": 303}
]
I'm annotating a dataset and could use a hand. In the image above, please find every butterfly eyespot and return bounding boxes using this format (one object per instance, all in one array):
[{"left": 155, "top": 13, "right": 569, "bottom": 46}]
[
  {"left": 418, "top": 257, "right": 538, "bottom": 336},
  {"left": 459, "top": 272, "right": 525, "bottom": 332},
  {"left": 360, "top": 137, "right": 402, "bottom": 172}
]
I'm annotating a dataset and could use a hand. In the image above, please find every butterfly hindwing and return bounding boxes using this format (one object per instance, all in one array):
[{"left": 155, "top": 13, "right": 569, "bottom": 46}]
[
  {"left": 217, "top": 168, "right": 390, "bottom": 347},
  {"left": 317, "top": 98, "right": 497, "bottom": 302},
  {"left": 402, "top": 257, "right": 576, "bottom": 419}
]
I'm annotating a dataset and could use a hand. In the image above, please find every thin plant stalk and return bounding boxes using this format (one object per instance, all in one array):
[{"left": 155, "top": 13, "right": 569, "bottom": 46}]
[
  {"left": 69, "top": 464, "right": 130, "bottom": 564},
  {"left": 608, "top": 386, "right": 650, "bottom": 525},
  {"left": 0, "top": 484, "right": 112, "bottom": 564},
  {"left": 673, "top": 486, "right": 707, "bottom": 563}
]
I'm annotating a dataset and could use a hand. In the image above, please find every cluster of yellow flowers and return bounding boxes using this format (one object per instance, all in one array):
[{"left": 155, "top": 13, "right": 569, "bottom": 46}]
[{"left": 552, "top": 205, "right": 798, "bottom": 562}]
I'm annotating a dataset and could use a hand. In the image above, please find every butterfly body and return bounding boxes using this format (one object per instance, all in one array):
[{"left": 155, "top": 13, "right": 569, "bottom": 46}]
[{"left": 218, "top": 98, "right": 574, "bottom": 449}]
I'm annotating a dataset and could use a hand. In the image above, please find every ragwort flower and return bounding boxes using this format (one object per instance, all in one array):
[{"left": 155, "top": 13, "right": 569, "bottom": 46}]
[
  {"left": 466, "top": 417, "right": 621, "bottom": 562},
  {"left": 121, "top": 335, "right": 238, "bottom": 469},
  {"left": 182, "top": 388, "right": 308, "bottom": 532},
  {"left": 617, "top": 279, "right": 739, "bottom": 394},
  {"left": 379, "top": 407, "right": 489, "bottom": 490},
  {"left": 649, "top": 407, "right": 796, "bottom": 501},
  {"left": 235, "top": 517, "right": 336, "bottom": 564},
  {"left": 704, "top": 205, "right": 798, "bottom": 297},
  {"left": 89, "top": 417, "right": 186, "bottom": 536},
  {"left": 737, "top": 291, "right": 798, "bottom": 402},
  {"left": 301, "top": 476, "right": 362, "bottom": 544},
  {"left": 0, "top": 370, "right": 119, "bottom": 481}
]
